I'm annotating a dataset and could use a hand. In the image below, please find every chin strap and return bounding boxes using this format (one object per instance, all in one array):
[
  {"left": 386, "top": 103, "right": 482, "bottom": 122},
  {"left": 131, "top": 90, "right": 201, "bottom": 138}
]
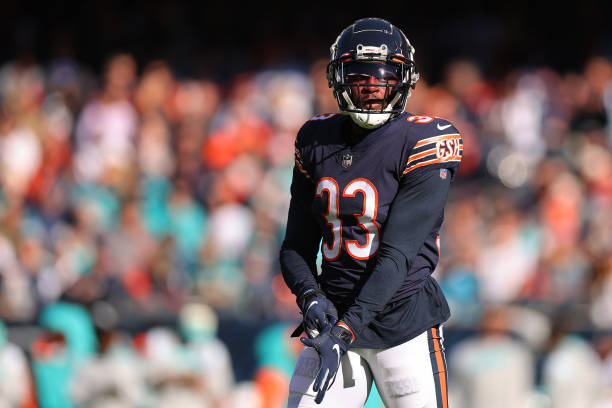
[
  {"left": 385, "top": 92, "right": 402, "bottom": 111},
  {"left": 341, "top": 90, "right": 356, "bottom": 110}
]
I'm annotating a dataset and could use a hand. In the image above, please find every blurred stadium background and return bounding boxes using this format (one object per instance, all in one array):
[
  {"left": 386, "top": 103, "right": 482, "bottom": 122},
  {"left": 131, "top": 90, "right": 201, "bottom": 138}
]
[{"left": 0, "top": 1, "right": 611, "bottom": 407}]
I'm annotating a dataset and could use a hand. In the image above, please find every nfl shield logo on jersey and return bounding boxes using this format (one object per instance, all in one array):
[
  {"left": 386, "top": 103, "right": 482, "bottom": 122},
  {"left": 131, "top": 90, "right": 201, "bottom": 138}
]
[
  {"left": 439, "top": 169, "right": 448, "bottom": 179},
  {"left": 342, "top": 153, "right": 353, "bottom": 168}
]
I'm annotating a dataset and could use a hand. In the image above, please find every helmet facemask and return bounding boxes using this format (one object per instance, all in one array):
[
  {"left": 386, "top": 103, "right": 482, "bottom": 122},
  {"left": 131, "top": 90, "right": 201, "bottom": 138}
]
[{"left": 330, "top": 60, "right": 412, "bottom": 128}]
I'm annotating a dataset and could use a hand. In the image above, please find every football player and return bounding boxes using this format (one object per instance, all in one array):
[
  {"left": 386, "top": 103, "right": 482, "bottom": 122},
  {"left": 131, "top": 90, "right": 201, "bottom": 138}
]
[{"left": 280, "top": 18, "right": 462, "bottom": 407}]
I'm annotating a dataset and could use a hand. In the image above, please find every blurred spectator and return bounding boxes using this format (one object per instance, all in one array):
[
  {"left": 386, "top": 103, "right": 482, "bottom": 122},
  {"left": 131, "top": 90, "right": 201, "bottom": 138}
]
[
  {"left": 0, "top": 320, "right": 36, "bottom": 407},
  {"left": 475, "top": 207, "right": 539, "bottom": 303},
  {"left": 134, "top": 60, "right": 175, "bottom": 118},
  {"left": 71, "top": 330, "right": 151, "bottom": 407},
  {"left": 31, "top": 330, "right": 73, "bottom": 408},
  {"left": 179, "top": 302, "right": 234, "bottom": 402},
  {"left": 203, "top": 74, "right": 273, "bottom": 170},
  {"left": 448, "top": 306, "right": 536, "bottom": 408},
  {"left": 32, "top": 302, "right": 98, "bottom": 408},
  {"left": 542, "top": 313, "right": 608, "bottom": 408},
  {"left": 73, "top": 53, "right": 138, "bottom": 187}
]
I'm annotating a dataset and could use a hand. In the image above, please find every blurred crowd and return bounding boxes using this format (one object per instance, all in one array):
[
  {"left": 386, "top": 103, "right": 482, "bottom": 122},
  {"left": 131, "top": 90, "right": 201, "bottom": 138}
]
[{"left": 0, "top": 49, "right": 610, "bottom": 407}]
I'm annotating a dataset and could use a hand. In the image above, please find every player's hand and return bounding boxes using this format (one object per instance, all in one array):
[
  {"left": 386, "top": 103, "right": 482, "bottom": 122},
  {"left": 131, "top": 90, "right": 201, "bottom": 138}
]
[
  {"left": 299, "top": 289, "right": 338, "bottom": 338},
  {"left": 300, "top": 323, "right": 354, "bottom": 404}
]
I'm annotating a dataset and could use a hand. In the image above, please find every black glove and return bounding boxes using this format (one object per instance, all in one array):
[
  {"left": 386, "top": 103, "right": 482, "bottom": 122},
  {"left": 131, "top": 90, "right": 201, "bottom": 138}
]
[
  {"left": 298, "top": 289, "right": 338, "bottom": 338},
  {"left": 300, "top": 322, "right": 354, "bottom": 404}
]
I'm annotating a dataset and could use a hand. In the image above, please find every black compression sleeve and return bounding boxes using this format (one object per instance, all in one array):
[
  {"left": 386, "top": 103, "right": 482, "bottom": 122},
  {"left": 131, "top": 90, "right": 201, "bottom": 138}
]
[
  {"left": 341, "top": 168, "right": 451, "bottom": 336},
  {"left": 279, "top": 167, "right": 321, "bottom": 298}
]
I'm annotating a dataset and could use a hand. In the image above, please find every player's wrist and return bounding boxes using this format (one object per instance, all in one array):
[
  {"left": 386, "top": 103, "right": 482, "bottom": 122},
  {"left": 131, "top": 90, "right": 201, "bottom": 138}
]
[
  {"left": 297, "top": 288, "right": 325, "bottom": 311},
  {"left": 333, "top": 320, "right": 355, "bottom": 345}
]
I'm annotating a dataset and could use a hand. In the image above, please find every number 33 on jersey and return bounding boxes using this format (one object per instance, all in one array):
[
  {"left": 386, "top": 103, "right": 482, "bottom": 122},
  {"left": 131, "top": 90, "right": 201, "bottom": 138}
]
[{"left": 316, "top": 177, "right": 380, "bottom": 261}]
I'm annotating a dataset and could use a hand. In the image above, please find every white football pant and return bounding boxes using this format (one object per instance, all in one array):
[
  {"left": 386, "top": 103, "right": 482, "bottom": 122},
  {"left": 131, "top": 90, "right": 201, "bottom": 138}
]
[{"left": 288, "top": 326, "right": 448, "bottom": 408}]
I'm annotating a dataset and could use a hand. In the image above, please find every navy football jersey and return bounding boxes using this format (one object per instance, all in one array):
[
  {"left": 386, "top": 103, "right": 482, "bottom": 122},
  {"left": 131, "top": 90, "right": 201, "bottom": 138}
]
[{"left": 283, "top": 112, "right": 462, "bottom": 347}]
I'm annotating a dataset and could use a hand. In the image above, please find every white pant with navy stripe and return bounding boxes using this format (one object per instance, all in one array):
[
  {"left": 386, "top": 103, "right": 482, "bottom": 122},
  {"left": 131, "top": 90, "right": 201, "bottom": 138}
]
[{"left": 288, "top": 326, "right": 448, "bottom": 408}]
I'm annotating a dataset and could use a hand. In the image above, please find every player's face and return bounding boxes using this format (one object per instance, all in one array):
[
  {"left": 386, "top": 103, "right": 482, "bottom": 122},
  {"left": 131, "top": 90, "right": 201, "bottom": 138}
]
[{"left": 345, "top": 62, "right": 399, "bottom": 111}]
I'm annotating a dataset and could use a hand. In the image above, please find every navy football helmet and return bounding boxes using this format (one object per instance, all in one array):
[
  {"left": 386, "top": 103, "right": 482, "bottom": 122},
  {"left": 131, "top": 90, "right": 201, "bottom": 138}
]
[{"left": 327, "top": 18, "right": 419, "bottom": 129}]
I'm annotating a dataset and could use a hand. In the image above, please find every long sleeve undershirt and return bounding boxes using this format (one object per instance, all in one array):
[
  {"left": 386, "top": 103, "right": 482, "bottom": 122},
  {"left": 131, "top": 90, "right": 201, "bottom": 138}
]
[{"left": 279, "top": 167, "right": 321, "bottom": 298}]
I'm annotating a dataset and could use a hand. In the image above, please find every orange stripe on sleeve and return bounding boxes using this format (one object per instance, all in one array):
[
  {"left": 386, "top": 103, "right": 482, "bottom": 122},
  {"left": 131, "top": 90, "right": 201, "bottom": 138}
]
[
  {"left": 406, "top": 148, "right": 437, "bottom": 163},
  {"left": 414, "top": 134, "right": 461, "bottom": 148},
  {"left": 402, "top": 155, "right": 462, "bottom": 175},
  {"left": 295, "top": 160, "right": 312, "bottom": 180}
]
